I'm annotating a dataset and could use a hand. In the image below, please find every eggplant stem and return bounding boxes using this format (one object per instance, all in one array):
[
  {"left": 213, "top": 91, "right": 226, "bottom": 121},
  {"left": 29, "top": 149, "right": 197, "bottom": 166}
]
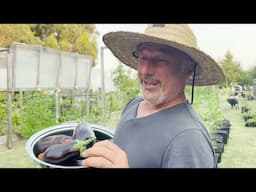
[{"left": 74, "top": 137, "right": 96, "bottom": 155}]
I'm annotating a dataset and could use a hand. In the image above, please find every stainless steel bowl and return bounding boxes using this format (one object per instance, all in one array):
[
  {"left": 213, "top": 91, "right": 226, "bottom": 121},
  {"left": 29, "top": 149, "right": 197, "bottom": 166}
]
[{"left": 26, "top": 122, "right": 114, "bottom": 168}]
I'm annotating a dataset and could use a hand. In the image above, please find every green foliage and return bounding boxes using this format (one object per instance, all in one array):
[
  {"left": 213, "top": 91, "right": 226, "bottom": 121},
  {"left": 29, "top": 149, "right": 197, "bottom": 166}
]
[
  {"left": 59, "top": 39, "right": 71, "bottom": 51},
  {"left": 58, "top": 24, "right": 82, "bottom": 44},
  {"left": 1, "top": 89, "right": 120, "bottom": 139},
  {"left": 243, "top": 66, "right": 256, "bottom": 86},
  {"left": 113, "top": 64, "right": 140, "bottom": 105},
  {"left": 30, "top": 24, "right": 55, "bottom": 41},
  {"left": 42, "top": 33, "right": 59, "bottom": 49},
  {"left": 186, "top": 86, "right": 224, "bottom": 134},
  {"left": 0, "top": 24, "right": 41, "bottom": 47},
  {"left": 106, "top": 91, "right": 122, "bottom": 112},
  {"left": 0, "top": 24, "right": 97, "bottom": 67},
  {"left": 218, "top": 51, "right": 256, "bottom": 87},
  {"left": 90, "top": 105, "right": 102, "bottom": 117},
  {"left": 75, "top": 31, "right": 97, "bottom": 59},
  {"left": 238, "top": 72, "right": 252, "bottom": 86},
  {"left": 80, "top": 24, "right": 98, "bottom": 35},
  {"left": 87, "top": 90, "right": 102, "bottom": 119},
  {"left": 59, "top": 98, "right": 84, "bottom": 123},
  {"left": 0, "top": 92, "right": 7, "bottom": 135},
  {"left": 248, "top": 66, "right": 256, "bottom": 79},
  {"left": 219, "top": 51, "right": 243, "bottom": 86},
  {"left": 0, "top": 105, "right": 7, "bottom": 135},
  {"left": 30, "top": 24, "right": 98, "bottom": 64},
  {"left": 13, "top": 91, "right": 56, "bottom": 139}
]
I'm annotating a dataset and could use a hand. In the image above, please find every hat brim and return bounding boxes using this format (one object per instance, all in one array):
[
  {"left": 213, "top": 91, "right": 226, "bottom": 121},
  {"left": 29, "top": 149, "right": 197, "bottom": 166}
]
[{"left": 103, "top": 31, "right": 225, "bottom": 86}]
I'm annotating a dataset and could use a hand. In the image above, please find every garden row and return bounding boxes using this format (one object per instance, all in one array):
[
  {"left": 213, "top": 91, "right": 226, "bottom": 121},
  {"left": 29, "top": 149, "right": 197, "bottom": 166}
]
[
  {"left": 241, "top": 106, "right": 256, "bottom": 127},
  {"left": 211, "top": 119, "right": 231, "bottom": 166}
]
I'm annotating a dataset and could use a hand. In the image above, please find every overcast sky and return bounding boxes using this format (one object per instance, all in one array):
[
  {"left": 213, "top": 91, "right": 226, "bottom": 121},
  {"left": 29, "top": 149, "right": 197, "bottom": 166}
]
[{"left": 95, "top": 24, "right": 256, "bottom": 71}]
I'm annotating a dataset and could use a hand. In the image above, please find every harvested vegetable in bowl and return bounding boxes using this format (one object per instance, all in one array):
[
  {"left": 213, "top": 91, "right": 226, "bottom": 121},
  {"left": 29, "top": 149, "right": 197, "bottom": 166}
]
[
  {"left": 35, "top": 134, "right": 73, "bottom": 154},
  {"left": 26, "top": 122, "right": 114, "bottom": 168},
  {"left": 41, "top": 137, "right": 96, "bottom": 165},
  {"left": 35, "top": 123, "right": 97, "bottom": 166}
]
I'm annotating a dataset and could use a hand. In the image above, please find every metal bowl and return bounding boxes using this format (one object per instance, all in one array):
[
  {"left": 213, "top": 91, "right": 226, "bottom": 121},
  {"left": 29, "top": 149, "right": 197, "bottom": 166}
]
[{"left": 26, "top": 122, "right": 114, "bottom": 168}]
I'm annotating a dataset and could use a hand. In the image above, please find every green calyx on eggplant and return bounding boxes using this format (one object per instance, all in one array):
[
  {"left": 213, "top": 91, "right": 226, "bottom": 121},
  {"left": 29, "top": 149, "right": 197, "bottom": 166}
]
[
  {"left": 72, "top": 123, "right": 95, "bottom": 141},
  {"left": 42, "top": 137, "right": 96, "bottom": 165}
]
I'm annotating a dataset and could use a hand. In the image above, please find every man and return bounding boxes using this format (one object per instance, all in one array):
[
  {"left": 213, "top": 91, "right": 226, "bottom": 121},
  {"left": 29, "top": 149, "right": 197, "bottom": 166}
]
[{"left": 82, "top": 24, "right": 225, "bottom": 168}]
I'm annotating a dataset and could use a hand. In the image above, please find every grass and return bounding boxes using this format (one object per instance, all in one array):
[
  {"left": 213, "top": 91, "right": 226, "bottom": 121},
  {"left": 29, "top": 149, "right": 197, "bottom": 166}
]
[
  {"left": 0, "top": 140, "right": 39, "bottom": 168},
  {"left": 218, "top": 96, "right": 256, "bottom": 168}
]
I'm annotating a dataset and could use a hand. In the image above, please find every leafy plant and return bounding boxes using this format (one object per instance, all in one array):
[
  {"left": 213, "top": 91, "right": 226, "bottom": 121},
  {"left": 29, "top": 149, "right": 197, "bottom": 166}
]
[
  {"left": 13, "top": 91, "right": 56, "bottom": 139},
  {"left": 113, "top": 64, "right": 140, "bottom": 106},
  {"left": 186, "top": 86, "right": 224, "bottom": 134},
  {"left": 0, "top": 92, "right": 8, "bottom": 135}
]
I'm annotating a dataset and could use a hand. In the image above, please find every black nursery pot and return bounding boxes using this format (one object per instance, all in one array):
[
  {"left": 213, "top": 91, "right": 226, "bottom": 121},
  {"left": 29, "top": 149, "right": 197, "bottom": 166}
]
[{"left": 26, "top": 122, "right": 114, "bottom": 168}]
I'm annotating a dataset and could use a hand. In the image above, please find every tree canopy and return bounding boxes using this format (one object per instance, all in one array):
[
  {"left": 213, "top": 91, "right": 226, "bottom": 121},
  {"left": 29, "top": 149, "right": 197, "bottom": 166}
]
[
  {"left": 0, "top": 24, "right": 98, "bottom": 66},
  {"left": 219, "top": 50, "right": 256, "bottom": 87},
  {"left": 219, "top": 51, "right": 243, "bottom": 86},
  {"left": 0, "top": 24, "right": 41, "bottom": 47},
  {"left": 30, "top": 24, "right": 98, "bottom": 66}
]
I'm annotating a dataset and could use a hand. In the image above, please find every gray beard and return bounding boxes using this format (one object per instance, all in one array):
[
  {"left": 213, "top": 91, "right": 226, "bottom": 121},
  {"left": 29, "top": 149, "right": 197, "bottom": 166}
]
[
  {"left": 142, "top": 86, "right": 182, "bottom": 106},
  {"left": 142, "top": 88, "right": 166, "bottom": 105}
]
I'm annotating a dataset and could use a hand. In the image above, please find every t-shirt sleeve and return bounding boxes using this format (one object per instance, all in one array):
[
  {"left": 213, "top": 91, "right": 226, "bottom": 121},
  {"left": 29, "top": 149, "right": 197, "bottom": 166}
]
[{"left": 162, "top": 129, "right": 216, "bottom": 168}]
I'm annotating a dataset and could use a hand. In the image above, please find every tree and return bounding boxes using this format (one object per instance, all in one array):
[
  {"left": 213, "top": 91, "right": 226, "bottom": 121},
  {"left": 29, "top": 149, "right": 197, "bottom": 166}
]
[
  {"left": 239, "top": 66, "right": 256, "bottom": 87},
  {"left": 43, "top": 33, "right": 59, "bottom": 49},
  {"left": 238, "top": 71, "right": 251, "bottom": 87},
  {"left": 219, "top": 51, "right": 243, "bottom": 86},
  {"left": 75, "top": 31, "right": 97, "bottom": 59},
  {"left": 0, "top": 24, "right": 41, "bottom": 47},
  {"left": 30, "top": 24, "right": 98, "bottom": 66},
  {"left": 248, "top": 66, "right": 256, "bottom": 80},
  {"left": 59, "top": 39, "right": 72, "bottom": 52},
  {"left": 29, "top": 24, "right": 55, "bottom": 41}
]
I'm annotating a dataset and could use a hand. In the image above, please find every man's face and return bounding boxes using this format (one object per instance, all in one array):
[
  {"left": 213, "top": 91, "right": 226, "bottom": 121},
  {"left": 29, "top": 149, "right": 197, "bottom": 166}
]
[{"left": 137, "top": 44, "right": 186, "bottom": 105}]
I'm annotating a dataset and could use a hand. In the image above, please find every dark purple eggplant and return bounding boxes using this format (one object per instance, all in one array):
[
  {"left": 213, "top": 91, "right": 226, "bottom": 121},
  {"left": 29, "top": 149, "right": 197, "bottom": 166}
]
[
  {"left": 42, "top": 141, "right": 79, "bottom": 164},
  {"left": 35, "top": 134, "right": 73, "bottom": 154},
  {"left": 42, "top": 137, "right": 96, "bottom": 165},
  {"left": 72, "top": 123, "right": 95, "bottom": 141}
]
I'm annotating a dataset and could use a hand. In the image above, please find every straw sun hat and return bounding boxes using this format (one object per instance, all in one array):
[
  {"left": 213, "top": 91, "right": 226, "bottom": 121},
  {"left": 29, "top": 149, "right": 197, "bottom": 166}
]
[{"left": 103, "top": 24, "right": 225, "bottom": 86}]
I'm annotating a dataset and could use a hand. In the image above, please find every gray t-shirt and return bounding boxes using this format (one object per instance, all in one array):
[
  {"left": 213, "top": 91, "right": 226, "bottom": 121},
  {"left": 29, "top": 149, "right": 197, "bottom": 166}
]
[{"left": 113, "top": 97, "right": 216, "bottom": 168}]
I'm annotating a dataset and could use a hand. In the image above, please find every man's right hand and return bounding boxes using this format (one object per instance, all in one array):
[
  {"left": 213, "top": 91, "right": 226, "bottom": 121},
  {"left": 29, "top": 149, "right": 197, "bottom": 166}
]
[{"left": 82, "top": 140, "right": 129, "bottom": 168}]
